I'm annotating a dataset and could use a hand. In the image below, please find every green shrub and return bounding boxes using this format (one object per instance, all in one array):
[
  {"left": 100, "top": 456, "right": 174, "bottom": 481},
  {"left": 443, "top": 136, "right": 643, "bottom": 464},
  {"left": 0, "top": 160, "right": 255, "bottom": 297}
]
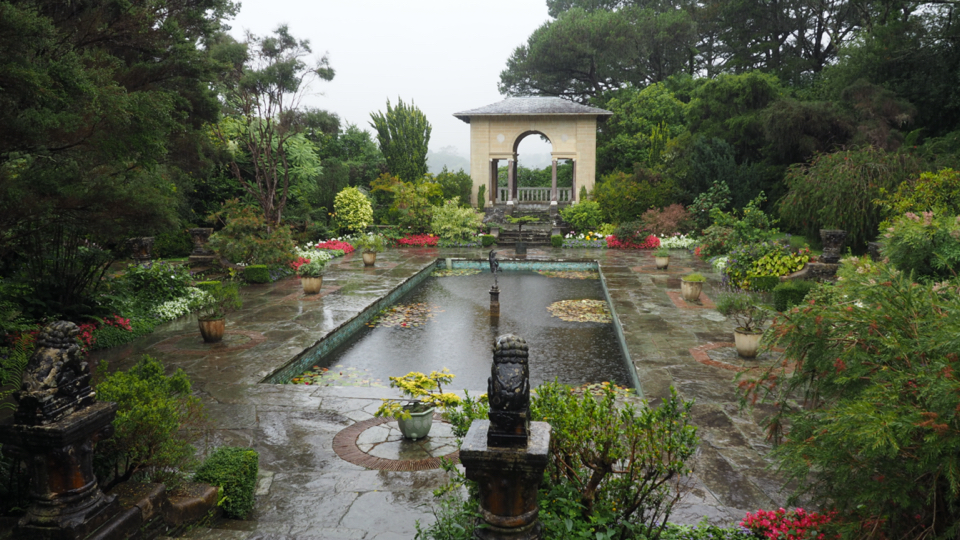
[
  {"left": 243, "top": 265, "right": 270, "bottom": 284},
  {"left": 594, "top": 169, "right": 677, "bottom": 225},
  {"left": 751, "top": 275, "right": 781, "bottom": 292},
  {"left": 748, "top": 265, "right": 960, "bottom": 538},
  {"left": 0, "top": 333, "right": 33, "bottom": 411},
  {"left": 772, "top": 280, "right": 816, "bottom": 312},
  {"left": 531, "top": 383, "right": 698, "bottom": 539},
  {"left": 480, "top": 235, "right": 496, "bottom": 247},
  {"left": 430, "top": 198, "right": 484, "bottom": 242},
  {"left": 699, "top": 193, "right": 779, "bottom": 258},
  {"left": 193, "top": 446, "right": 259, "bottom": 520},
  {"left": 579, "top": 185, "right": 588, "bottom": 202},
  {"left": 94, "top": 355, "right": 205, "bottom": 491},
  {"left": 116, "top": 261, "right": 192, "bottom": 305},
  {"left": 876, "top": 168, "right": 960, "bottom": 226},
  {"left": 550, "top": 235, "right": 563, "bottom": 248},
  {"left": 724, "top": 241, "right": 809, "bottom": 290},
  {"left": 477, "top": 184, "right": 486, "bottom": 208},
  {"left": 195, "top": 281, "right": 220, "bottom": 293},
  {"left": 559, "top": 201, "right": 603, "bottom": 232},
  {"left": 689, "top": 181, "right": 731, "bottom": 232},
  {"left": 333, "top": 187, "right": 374, "bottom": 234},
  {"left": 207, "top": 200, "right": 296, "bottom": 265},
  {"left": 153, "top": 228, "right": 194, "bottom": 259},
  {"left": 882, "top": 211, "right": 960, "bottom": 282}
]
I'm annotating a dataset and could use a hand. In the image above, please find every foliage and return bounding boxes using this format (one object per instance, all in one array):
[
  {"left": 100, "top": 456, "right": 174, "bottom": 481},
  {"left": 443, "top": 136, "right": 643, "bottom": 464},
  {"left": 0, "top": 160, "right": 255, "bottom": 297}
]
[
  {"left": 480, "top": 235, "right": 496, "bottom": 248},
  {"left": 477, "top": 184, "right": 486, "bottom": 208},
  {"left": 375, "top": 370, "right": 462, "bottom": 420},
  {"left": 551, "top": 235, "right": 564, "bottom": 248},
  {"left": 117, "top": 262, "right": 193, "bottom": 305},
  {"left": 609, "top": 224, "right": 660, "bottom": 250},
  {"left": 689, "top": 181, "right": 731, "bottom": 233},
  {"left": 152, "top": 288, "right": 213, "bottom": 323},
  {"left": 213, "top": 26, "right": 334, "bottom": 226},
  {"left": 0, "top": 333, "right": 34, "bottom": 411},
  {"left": 640, "top": 204, "right": 693, "bottom": 236},
  {"left": 741, "top": 508, "right": 834, "bottom": 540},
  {"left": 742, "top": 265, "right": 960, "bottom": 539},
  {"left": 654, "top": 247, "right": 671, "bottom": 258},
  {"left": 772, "top": 280, "right": 816, "bottom": 313},
  {"left": 594, "top": 169, "right": 677, "bottom": 225},
  {"left": 881, "top": 211, "right": 960, "bottom": 282},
  {"left": 658, "top": 519, "right": 754, "bottom": 540},
  {"left": 597, "top": 83, "right": 689, "bottom": 174},
  {"left": 876, "top": 168, "right": 960, "bottom": 224},
  {"left": 316, "top": 240, "right": 355, "bottom": 254},
  {"left": 444, "top": 391, "right": 490, "bottom": 439},
  {"left": 296, "top": 260, "right": 324, "bottom": 278},
  {"left": 243, "top": 265, "right": 270, "bottom": 284},
  {"left": 352, "top": 233, "right": 387, "bottom": 254},
  {"left": 396, "top": 234, "right": 439, "bottom": 248},
  {"left": 196, "top": 281, "right": 242, "bottom": 320},
  {"left": 332, "top": 187, "right": 373, "bottom": 235},
  {"left": 749, "top": 276, "right": 781, "bottom": 293},
  {"left": 370, "top": 98, "right": 431, "bottom": 183},
  {"left": 153, "top": 229, "right": 195, "bottom": 259},
  {"left": 779, "top": 147, "right": 923, "bottom": 251},
  {"left": 505, "top": 215, "right": 539, "bottom": 231},
  {"left": 531, "top": 383, "right": 698, "bottom": 539},
  {"left": 193, "top": 447, "right": 259, "bottom": 520},
  {"left": 698, "top": 193, "right": 778, "bottom": 258},
  {"left": 371, "top": 173, "right": 442, "bottom": 233},
  {"left": 94, "top": 356, "right": 205, "bottom": 491},
  {"left": 560, "top": 201, "right": 604, "bottom": 233},
  {"left": 714, "top": 288, "right": 769, "bottom": 332},
  {"left": 434, "top": 168, "right": 473, "bottom": 206},
  {"left": 208, "top": 200, "right": 296, "bottom": 265},
  {"left": 683, "top": 273, "right": 706, "bottom": 282},
  {"left": 430, "top": 199, "right": 484, "bottom": 243},
  {"left": 665, "top": 135, "right": 738, "bottom": 206},
  {"left": 725, "top": 241, "right": 809, "bottom": 290}
]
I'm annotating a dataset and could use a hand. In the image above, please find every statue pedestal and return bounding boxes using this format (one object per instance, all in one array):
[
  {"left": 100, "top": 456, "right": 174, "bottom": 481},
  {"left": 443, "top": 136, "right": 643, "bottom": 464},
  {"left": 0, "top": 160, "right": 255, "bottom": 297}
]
[
  {"left": 0, "top": 402, "right": 119, "bottom": 540},
  {"left": 460, "top": 420, "right": 550, "bottom": 540},
  {"left": 489, "top": 286, "right": 500, "bottom": 316}
]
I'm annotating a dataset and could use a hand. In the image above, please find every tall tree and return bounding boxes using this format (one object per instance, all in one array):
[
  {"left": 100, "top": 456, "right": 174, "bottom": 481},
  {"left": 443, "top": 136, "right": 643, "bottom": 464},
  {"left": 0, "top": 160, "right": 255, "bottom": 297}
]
[
  {"left": 214, "top": 26, "right": 334, "bottom": 226},
  {"left": 369, "top": 98, "right": 431, "bottom": 183}
]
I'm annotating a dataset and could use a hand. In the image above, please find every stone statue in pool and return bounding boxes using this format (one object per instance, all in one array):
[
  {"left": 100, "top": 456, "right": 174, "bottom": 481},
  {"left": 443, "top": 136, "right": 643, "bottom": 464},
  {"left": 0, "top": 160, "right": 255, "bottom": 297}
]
[{"left": 487, "top": 333, "right": 530, "bottom": 447}]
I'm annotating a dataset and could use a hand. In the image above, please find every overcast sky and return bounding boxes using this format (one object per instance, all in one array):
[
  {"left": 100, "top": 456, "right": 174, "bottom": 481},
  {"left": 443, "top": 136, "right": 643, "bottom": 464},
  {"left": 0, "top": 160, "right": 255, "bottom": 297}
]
[{"left": 228, "top": 0, "right": 554, "bottom": 158}]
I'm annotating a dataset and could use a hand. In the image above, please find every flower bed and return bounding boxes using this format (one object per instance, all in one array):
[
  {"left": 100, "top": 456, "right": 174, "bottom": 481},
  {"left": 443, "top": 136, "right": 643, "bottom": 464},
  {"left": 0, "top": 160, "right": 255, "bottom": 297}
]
[
  {"left": 315, "top": 240, "right": 354, "bottom": 254},
  {"left": 562, "top": 231, "right": 608, "bottom": 248},
  {"left": 658, "top": 233, "right": 697, "bottom": 250},
  {"left": 396, "top": 234, "right": 439, "bottom": 247},
  {"left": 607, "top": 234, "right": 660, "bottom": 250},
  {"left": 741, "top": 508, "right": 833, "bottom": 540}
]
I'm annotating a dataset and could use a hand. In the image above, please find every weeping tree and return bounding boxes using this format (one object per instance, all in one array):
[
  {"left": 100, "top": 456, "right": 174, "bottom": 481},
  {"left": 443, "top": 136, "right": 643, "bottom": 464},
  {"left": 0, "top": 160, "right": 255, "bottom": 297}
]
[
  {"left": 369, "top": 98, "right": 431, "bottom": 183},
  {"left": 214, "top": 26, "right": 335, "bottom": 226}
]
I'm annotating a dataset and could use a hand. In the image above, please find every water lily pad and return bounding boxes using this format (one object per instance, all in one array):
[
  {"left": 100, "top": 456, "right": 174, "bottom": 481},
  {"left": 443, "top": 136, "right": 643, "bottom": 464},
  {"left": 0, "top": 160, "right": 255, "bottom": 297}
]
[
  {"left": 537, "top": 270, "right": 599, "bottom": 279},
  {"left": 432, "top": 269, "right": 480, "bottom": 277},
  {"left": 290, "top": 366, "right": 387, "bottom": 387},
  {"left": 546, "top": 299, "right": 612, "bottom": 323},
  {"left": 367, "top": 302, "right": 442, "bottom": 328}
]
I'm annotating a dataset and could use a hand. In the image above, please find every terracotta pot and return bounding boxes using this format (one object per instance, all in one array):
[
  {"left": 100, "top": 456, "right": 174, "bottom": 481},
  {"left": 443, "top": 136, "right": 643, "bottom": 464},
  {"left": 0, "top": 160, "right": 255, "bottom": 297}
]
[
  {"left": 397, "top": 405, "right": 435, "bottom": 440},
  {"left": 734, "top": 328, "right": 763, "bottom": 359},
  {"left": 301, "top": 276, "right": 323, "bottom": 294},
  {"left": 362, "top": 251, "right": 377, "bottom": 266},
  {"left": 680, "top": 279, "right": 703, "bottom": 302},
  {"left": 198, "top": 318, "right": 225, "bottom": 343},
  {"left": 655, "top": 256, "right": 670, "bottom": 270}
]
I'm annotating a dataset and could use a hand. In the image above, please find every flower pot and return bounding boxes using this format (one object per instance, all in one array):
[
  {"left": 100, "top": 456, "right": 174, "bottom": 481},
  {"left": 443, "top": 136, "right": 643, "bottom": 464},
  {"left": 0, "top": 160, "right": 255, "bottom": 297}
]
[
  {"left": 680, "top": 279, "right": 703, "bottom": 302},
  {"left": 819, "top": 229, "right": 848, "bottom": 264},
  {"left": 301, "top": 276, "right": 323, "bottom": 294},
  {"left": 734, "top": 328, "right": 763, "bottom": 359},
  {"left": 362, "top": 251, "right": 377, "bottom": 267},
  {"left": 655, "top": 256, "right": 670, "bottom": 270},
  {"left": 198, "top": 318, "right": 225, "bottom": 344},
  {"left": 397, "top": 405, "right": 435, "bottom": 440}
]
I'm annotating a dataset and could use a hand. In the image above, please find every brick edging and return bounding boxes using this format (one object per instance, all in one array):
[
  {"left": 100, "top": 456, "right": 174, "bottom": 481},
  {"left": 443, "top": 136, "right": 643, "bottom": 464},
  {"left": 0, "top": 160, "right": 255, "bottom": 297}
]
[{"left": 332, "top": 415, "right": 460, "bottom": 471}]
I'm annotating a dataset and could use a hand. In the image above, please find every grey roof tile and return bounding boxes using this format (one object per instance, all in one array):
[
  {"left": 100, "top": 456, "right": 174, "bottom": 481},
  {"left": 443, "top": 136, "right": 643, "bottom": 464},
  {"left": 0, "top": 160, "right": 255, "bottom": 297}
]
[{"left": 453, "top": 97, "right": 612, "bottom": 123}]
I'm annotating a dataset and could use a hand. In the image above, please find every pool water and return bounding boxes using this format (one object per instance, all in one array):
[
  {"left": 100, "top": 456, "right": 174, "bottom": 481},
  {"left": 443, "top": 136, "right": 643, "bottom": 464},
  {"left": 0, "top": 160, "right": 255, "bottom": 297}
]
[{"left": 294, "top": 270, "right": 633, "bottom": 390}]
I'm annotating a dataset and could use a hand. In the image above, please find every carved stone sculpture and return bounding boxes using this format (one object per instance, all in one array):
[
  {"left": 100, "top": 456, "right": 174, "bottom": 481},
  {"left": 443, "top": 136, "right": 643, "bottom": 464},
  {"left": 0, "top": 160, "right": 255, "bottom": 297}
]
[
  {"left": 15, "top": 321, "right": 96, "bottom": 426},
  {"left": 487, "top": 334, "right": 530, "bottom": 448}
]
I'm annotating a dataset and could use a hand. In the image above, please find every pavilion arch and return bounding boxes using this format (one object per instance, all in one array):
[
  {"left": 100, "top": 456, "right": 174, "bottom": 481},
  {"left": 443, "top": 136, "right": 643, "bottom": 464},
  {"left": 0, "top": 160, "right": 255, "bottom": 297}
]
[{"left": 453, "top": 97, "right": 612, "bottom": 207}]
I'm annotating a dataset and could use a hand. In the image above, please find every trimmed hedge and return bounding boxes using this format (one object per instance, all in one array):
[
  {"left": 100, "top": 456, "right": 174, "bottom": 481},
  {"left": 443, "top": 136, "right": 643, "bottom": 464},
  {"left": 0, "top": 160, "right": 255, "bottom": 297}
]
[
  {"left": 773, "top": 280, "right": 816, "bottom": 312},
  {"left": 193, "top": 446, "right": 259, "bottom": 519},
  {"left": 550, "top": 235, "right": 564, "bottom": 248},
  {"left": 243, "top": 265, "right": 270, "bottom": 284},
  {"left": 751, "top": 275, "right": 781, "bottom": 292},
  {"left": 481, "top": 235, "right": 496, "bottom": 247}
]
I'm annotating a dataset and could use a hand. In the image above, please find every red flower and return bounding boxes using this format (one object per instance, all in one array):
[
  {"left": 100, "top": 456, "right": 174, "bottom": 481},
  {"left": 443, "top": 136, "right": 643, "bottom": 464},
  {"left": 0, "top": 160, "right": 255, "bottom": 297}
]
[{"left": 396, "top": 234, "right": 439, "bottom": 247}]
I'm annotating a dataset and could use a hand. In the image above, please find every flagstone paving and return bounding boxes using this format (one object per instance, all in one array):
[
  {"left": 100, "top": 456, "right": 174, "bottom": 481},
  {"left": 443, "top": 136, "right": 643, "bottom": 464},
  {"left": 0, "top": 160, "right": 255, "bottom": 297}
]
[{"left": 90, "top": 246, "right": 789, "bottom": 539}]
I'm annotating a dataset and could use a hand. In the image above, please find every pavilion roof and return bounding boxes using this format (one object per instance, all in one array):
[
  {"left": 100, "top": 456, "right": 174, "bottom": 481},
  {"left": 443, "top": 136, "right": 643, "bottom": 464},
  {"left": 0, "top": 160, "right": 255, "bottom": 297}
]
[{"left": 453, "top": 97, "right": 612, "bottom": 123}]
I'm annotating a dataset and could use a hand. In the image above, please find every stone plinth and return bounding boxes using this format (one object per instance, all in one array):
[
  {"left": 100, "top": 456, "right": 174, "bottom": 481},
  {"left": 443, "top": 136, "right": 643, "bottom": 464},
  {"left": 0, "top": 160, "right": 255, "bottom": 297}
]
[
  {"left": 490, "top": 286, "right": 500, "bottom": 316},
  {"left": 0, "top": 402, "right": 119, "bottom": 540},
  {"left": 125, "top": 237, "right": 154, "bottom": 263},
  {"left": 460, "top": 420, "right": 550, "bottom": 540},
  {"left": 188, "top": 228, "right": 216, "bottom": 267}
]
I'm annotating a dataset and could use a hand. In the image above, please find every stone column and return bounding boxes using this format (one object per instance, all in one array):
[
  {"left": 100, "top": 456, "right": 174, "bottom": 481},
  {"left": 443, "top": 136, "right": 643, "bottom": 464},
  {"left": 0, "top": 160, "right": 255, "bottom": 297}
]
[
  {"left": 507, "top": 159, "right": 516, "bottom": 205},
  {"left": 491, "top": 159, "right": 499, "bottom": 204},
  {"left": 550, "top": 160, "right": 558, "bottom": 203}
]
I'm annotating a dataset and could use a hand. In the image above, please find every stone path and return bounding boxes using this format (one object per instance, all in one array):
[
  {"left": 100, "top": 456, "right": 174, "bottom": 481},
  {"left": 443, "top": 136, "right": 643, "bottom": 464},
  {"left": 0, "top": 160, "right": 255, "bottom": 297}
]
[{"left": 90, "top": 247, "right": 788, "bottom": 538}]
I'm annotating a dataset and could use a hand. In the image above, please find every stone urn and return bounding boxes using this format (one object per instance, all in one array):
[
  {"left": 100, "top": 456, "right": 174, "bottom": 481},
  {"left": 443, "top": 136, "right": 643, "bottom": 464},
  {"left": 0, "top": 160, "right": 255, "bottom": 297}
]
[
  {"left": 514, "top": 242, "right": 528, "bottom": 255},
  {"left": 680, "top": 278, "right": 703, "bottom": 302},
  {"left": 819, "top": 229, "right": 848, "bottom": 264},
  {"left": 362, "top": 251, "right": 377, "bottom": 267},
  {"left": 734, "top": 328, "right": 763, "bottom": 359},
  {"left": 397, "top": 405, "right": 434, "bottom": 440},
  {"left": 198, "top": 318, "right": 225, "bottom": 344},
  {"left": 301, "top": 276, "right": 323, "bottom": 294},
  {"left": 655, "top": 256, "right": 670, "bottom": 270}
]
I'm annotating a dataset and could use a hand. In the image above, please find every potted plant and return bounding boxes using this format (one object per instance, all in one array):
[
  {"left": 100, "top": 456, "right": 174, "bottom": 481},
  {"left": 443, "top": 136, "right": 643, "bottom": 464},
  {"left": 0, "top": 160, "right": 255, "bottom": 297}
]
[
  {"left": 654, "top": 247, "right": 671, "bottom": 270},
  {"left": 297, "top": 259, "right": 325, "bottom": 294},
  {"left": 195, "top": 281, "right": 242, "bottom": 343},
  {"left": 715, "top": 289, "right": 770, "bottom": 358},
  {"left": 680, "top": 272, "right": 706, "bottom": 302},
  {"left": 374, "top": 369, "right": 462, "bottom": 440},
  {"left": 353, "top": 233, "right": 386, "bottom": 266},
  {"left": 506, "top": 215, "right": 538, "bottom": 255}
]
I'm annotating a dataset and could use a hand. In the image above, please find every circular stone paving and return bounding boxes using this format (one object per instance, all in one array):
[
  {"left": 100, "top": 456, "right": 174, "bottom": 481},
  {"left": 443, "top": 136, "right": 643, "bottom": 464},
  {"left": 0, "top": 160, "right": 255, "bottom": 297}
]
[
  {"left": 153, "top": 330, "right": 265, "bottom": 355},
  {"left": 333, "top": 416, "right": 459, "bottom": 471}
]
